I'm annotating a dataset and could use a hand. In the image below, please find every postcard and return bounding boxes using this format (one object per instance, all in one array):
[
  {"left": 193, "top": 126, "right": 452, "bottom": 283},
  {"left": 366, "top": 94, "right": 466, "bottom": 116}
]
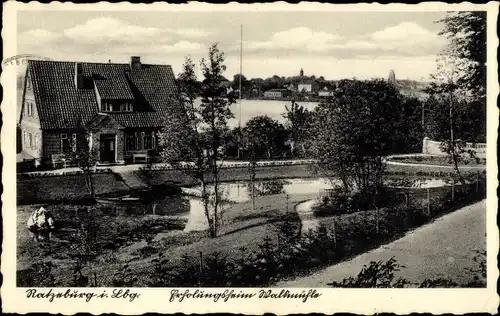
[{"left": 2, "top": 1, "right": 499, "bottom": 314}]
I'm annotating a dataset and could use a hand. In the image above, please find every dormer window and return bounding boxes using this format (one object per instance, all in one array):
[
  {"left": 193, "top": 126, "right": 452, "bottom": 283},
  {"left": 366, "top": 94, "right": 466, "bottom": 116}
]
[
  {"left": 101, "top": 101, "right": 133, "bottom": 113},
  {"left": 103, "top": 102, "right": 113, "bottom": 112},
  {"left": 120, "top": 102, "right": 133, "bottom": 112}
]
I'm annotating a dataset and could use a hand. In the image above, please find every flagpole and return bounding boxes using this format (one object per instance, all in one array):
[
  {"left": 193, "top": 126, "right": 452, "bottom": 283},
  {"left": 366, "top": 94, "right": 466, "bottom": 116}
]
[{"left": 238, "top": 24, "right": 243, "bottom": 159}]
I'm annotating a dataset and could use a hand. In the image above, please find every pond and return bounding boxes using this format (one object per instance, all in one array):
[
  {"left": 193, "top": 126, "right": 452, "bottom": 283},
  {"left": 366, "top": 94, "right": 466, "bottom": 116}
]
[
  {"left": 99, "top": 177, "right": 450, "bottom": 234},
  {"left": 181, "top": 178, "right": 334, "bottom": 232}
]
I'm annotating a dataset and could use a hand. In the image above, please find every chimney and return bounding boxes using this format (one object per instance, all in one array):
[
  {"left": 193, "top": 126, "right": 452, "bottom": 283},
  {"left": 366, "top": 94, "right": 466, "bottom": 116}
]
[
  {"left": 74, "top": 62, "right": 84, "bottom": 89},
  {"left": 130, "top": 56, "right": 141, "bottom": 70}
]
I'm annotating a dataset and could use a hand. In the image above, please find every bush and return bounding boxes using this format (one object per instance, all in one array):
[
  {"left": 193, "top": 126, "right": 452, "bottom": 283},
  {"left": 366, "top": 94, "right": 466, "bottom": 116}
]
[
  {"left": 315, "top": 186, "right": 403, "bottom": 216},
  {"left": 329, "top": 256, "right": 485, "bottom": 288},
  {"left": 328, "top": 257, "right": 410, "bottom": 288},
  {"left": 17, "top": 261, "right": 58, "bottom": 287}
]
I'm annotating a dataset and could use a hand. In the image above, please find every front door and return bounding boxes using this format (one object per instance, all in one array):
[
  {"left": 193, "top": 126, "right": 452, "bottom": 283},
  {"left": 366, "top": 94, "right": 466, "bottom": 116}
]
[{"left": 100, "top": 134, "right": 116, "bottom": 163}]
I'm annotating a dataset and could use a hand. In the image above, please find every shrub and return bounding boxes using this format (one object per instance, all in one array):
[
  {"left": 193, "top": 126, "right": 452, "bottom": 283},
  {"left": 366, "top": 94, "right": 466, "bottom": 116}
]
[
  {"left": 328, "top": 257, "right": 409, "bottom": 288},
  {"left": 112, "top": 262, "right": 138, "bottom": 287},
  {"left": 17, "top": 261, "right": 57, "bottom": 287}
]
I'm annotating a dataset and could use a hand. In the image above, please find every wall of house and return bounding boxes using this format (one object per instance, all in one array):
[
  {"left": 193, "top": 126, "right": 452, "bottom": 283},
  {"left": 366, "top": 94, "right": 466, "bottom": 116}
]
[
  {"left": 42, "top": 130, "right": 86, "bottom": 160},
  {"left": 20, "top": 69, "right": 43, "bottom": 160},
  {"left": 42, "top": 131, "right": 63, "bottom": 158},
  {"left": 90, "top": 128, "right": 125, "bottom": 164},
  {"left": 123, "top": 128, "right": 158, "bottom": 162}
]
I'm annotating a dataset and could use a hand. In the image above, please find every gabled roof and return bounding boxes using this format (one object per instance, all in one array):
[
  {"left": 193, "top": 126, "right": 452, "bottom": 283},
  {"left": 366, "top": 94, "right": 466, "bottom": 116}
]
[{"left": 27, "top": 60, "right": 179, "bottom": 130}]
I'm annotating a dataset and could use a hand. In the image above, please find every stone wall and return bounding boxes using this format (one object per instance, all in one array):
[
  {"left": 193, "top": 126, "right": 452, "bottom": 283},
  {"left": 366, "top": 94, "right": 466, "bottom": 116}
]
[{"left": 422, "top": 137, "right": 486, "bottom": 158}]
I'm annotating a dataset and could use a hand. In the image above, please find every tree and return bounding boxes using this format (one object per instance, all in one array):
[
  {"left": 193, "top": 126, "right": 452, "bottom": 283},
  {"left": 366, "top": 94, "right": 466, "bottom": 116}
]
[
  {"left": 242, "top": 115, "right": 287, "bottom": 160},
  {"left": 158, "top": 44, "right": 235, "bottom": 238},
  {"left": 424, "top": 12, "right": 487, "bottom": 180},
  {"left": 232, "top": 74, "right": 250, "bottom": 93},
  {"left": 242, "top": 116, "right": 287, "bottom": 210},
  {"left": 282, "top": 100, "right": 312, "bottom": 157},
  {"left": 437, "top": 11, "right": 486, "bottom": 102},
  {"left": 68, "top": 128, "right": 99, "bottom": 200},
  {"left": 391, "top": 96, "right": 424, "bottom": 154},
  {"left": 311, "top": 79, "right": 402, "bottom": 194}
]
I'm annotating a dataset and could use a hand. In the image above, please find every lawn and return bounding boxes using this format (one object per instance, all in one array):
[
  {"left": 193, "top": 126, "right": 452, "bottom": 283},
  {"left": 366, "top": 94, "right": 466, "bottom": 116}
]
[
  {"left": 17, "top": 164, "right": 318, "bottom": 204},
  {"left": 16, "top": 192, "right": 316, "bottom": 287},
  {"left": 17, "top": 173, "right": 130, "bottom": 204}
]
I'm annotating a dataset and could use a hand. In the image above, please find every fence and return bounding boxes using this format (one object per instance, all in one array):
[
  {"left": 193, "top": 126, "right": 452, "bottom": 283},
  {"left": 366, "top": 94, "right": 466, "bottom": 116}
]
[{"left": 152, "top": 175, "right": 486, "bottom": 287}]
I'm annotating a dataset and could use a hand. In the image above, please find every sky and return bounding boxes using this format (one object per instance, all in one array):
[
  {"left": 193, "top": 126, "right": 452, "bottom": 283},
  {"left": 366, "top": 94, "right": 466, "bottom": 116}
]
[{"left": 17, "top": 10, "right": 450, "bottom": 81}]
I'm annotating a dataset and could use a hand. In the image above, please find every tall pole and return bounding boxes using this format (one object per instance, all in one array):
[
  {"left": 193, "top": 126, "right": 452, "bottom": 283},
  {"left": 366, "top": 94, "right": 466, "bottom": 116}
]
[{"left": 237, "top": 25, "right": 243, "bottom": 159}]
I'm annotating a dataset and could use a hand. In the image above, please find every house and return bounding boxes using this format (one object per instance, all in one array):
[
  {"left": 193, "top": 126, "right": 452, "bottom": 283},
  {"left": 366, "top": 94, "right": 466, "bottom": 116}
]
[
  {"left": 318, "top": 86, "right": 334, "bottom": 98},
  {"left": 19, "top": 56, "right": 178, "bottom": 167},
  {"left": 263, "top": 89, "right": 292, "bottom": 99},
  {"left": 297, "top": 80, "right": 319, "bottom": 94}
]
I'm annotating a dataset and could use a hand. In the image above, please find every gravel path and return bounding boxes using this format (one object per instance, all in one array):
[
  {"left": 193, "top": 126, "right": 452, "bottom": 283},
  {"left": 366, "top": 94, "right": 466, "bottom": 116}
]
[{"left": 277, "top": 200, "right": 486, "bottom": 287}]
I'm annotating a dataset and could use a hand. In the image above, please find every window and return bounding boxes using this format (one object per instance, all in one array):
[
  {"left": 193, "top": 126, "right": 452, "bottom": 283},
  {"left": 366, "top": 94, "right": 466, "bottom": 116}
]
[
  {"left": 102, "top": 102, "right": 113, "bottom": 112},
  {"left": 29, "top": 133, "right": 33, "bottom": 149},
  {"left": 61, "top": 133, "right": 70, "bottom": 153},
  {"left": 126, "top": 133, "right": 135, "bottom": 150},
  {"left": 141, "top": 132, "right": 147, "bottom": 150},
  {"left": 120, "top": 102, "right": 133, "bottom": 112},
  {"left": 135, "top": 132, "right": 141, "bottom": 150},
  {"left": 144, "top": 132, "right": 154, "bottom": 150},
  {"left": 72, "top": 134, "right": 77, "bottom": 152},
  {"left": 23, "top": 131, "right": 27, "bottom": 147},
  {"left": 26, "top": 102, "right": 32, "bottom": 116}
]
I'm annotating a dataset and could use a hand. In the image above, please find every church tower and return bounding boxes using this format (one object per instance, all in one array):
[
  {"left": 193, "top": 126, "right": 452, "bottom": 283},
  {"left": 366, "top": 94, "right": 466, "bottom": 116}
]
[{"left": 388, "top": 69, "right": 396, "bottom": 85}]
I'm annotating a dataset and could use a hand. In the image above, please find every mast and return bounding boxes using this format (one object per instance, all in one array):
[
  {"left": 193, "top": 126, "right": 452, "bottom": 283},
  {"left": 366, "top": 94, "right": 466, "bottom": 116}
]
[{"left": 238, "top": 24, "right": 243, "bottom": 159}]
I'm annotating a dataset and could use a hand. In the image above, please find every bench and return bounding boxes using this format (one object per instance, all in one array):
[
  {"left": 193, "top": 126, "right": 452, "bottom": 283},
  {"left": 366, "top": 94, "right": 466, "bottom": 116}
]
[
  {"left": 132, "top": 152, "right": 149, "bottom": 164},
  {"left": 51, "top": 154, "right": 67, "bottom": 169}
]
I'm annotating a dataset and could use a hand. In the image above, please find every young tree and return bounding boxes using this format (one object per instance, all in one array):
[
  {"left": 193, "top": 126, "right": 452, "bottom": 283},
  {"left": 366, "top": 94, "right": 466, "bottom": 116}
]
[
  {"left": 68, "top": 128, "right": 99, "bottom": 200},
  {"left": 158, "top": 44, "right": 234, "bottom": 238},
  {"left": 311, "top": 79, "right": 402, "bottom": 194}
]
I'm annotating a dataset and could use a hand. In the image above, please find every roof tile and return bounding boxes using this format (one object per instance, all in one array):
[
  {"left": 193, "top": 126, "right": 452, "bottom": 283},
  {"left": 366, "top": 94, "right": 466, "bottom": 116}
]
[{"left": 28, "top": 60, "right": 179, "bottom": 129}]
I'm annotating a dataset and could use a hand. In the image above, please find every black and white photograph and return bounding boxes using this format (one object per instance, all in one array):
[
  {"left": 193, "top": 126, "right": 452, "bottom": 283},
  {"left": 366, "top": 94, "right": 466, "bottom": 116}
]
[{"left": 2, "top": 2, "right": 498, "bottom": 314}]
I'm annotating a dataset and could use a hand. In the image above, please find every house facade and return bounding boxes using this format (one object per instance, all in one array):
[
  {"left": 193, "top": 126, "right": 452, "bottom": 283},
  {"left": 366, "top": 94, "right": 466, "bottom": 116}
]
[
  {"left": 297, "top": 80, "right": 319, "bottom": 94},
  {"left": 318, "top": 87, "right": 334, "bottom": 98},
  {"left": 19, "top": 56, "right": 178, "bottom": 167},
  {"left": 263, "top": 89, "right": 292, "bottom": 99}
]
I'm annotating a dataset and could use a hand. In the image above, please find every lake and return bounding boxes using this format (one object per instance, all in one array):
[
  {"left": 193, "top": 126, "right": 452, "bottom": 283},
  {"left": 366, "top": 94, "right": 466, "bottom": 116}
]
[{"left": 194, "top": 98, "right": 319, "bottom": 128}]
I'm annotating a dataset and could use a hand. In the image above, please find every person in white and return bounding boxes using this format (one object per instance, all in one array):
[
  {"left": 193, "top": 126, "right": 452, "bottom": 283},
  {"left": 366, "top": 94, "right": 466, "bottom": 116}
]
[{"left": 27, "top": 206, "right": 56, "bottom": 241}]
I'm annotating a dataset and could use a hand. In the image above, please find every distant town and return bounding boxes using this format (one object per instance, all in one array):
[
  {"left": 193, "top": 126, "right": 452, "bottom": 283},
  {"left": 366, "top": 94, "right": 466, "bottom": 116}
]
[{"left": 218, "top": 68, "right": 429, "bottom": 102}]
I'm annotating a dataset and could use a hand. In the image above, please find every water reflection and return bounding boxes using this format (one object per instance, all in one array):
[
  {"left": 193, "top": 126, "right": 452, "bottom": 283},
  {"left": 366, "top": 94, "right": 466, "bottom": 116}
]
[
  {"left": 180, "top": 178, "right": 335, "bottom": 232},
  {"left": 248, "top": 180, "right": 285, "bottom": 197}
]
